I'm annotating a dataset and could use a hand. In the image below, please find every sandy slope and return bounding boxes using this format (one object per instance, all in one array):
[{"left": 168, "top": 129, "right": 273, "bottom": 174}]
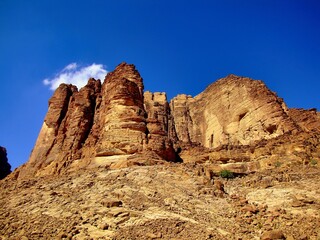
[{"left": 0, "top": 163, "right": 319, "bottom": 240}]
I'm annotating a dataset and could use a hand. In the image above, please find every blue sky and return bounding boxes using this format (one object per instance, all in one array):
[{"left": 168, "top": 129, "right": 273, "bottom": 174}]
[{"left": 1, "top": 0, "right": 319, "bottom": 170}]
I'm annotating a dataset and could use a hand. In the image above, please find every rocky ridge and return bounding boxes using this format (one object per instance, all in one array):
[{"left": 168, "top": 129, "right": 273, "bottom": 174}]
[{"left": 14, "top": 63, "right": 320, "bottom": 179}]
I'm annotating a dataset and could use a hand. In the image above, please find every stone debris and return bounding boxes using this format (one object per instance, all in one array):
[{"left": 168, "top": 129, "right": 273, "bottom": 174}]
[{"left": 1, "top": 164, "right": 320, "bottom": 239}]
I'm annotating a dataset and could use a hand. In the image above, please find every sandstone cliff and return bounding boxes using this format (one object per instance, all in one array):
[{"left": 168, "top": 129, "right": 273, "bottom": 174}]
[
  {"left": 171, "top": 74, "right": 299, "bottom": 148},
  {"left": 17, "top": 63, "right": 177, "bottom": 178},
  {"left": 0, "top": 146, "right": 11, "bottom": 179},
  {"left": 15, "top": 63, "right": 320, "bottom": 178},
  {"left": 288, "top": 108, "right": 320, "bottom": 132},
  {"left": 144, "top": 91, "right": 177, "bottom": 161},
  {"left": 2, "top": 63, "right": 320, "bottom": 240}
]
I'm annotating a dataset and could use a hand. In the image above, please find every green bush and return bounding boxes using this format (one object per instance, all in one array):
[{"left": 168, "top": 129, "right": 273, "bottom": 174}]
[
  {"left": 219, "top": 169, "right": 234, "bottom": 179},
  {"left": 274, "top": 161, "right": 282, "bottom": 168},
  {"left": 310, "top": 159, "right": 318, "bottom": 166}
]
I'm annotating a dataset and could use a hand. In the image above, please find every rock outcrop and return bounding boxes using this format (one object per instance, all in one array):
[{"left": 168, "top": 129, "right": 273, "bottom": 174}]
[
  {"left": 95, "top": 63, "right": 147, "bottom": 156},
  {"left": 144, "top": 91, "right": 176, "bottom": 160},
  {"left": 17, "top": 63, "right": 178, "bottom": 178},
  {"left": 171, "top": 74, "right": 299, "bottom": 148},
  {"left": 19, "top": 79, "right": 101, "bottom": 178},
  {"left": 288, "top": 108, "right": 320, "bottom": 132},
  {"left": 14, "top": 63, "right": 320, "bottom": 178},
  {"left": 0, "top": 147, "right": 11, "bottom": 179},
  {"left": 3, "top": 63, "right": 320, "bottom": 240}
]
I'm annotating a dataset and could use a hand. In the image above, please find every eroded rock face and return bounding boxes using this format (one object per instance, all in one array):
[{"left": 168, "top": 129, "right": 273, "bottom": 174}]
[
  {"left": 15, "top": 64, "right": 320, "bottom": 178},
  {"left": 288, "top": 108, "right": 320, "bottom": 132},
  {"left": 19, "top": 79, "right": 101, "bottom": 178},
  {"left": 95, "top": 63, "right": 147, "bottom": 156},
  {"left": 144, "top": 91, "right": 176, "bottom": 161},
  {"left": 170, "top": 94, "right": 195, "bottom": 143},
  {"left": 17, "top": 63, "right": 178, "bottom": 178},
  {"left": 171, "top": 75, "right": 299, "bottom": 148},
  {"left": 0, "top": 147, "right": 11, "bottom": 179}
]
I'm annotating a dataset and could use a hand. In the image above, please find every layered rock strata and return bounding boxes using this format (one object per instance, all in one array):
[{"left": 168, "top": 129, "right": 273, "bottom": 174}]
[
  {"left": 288, "top": 108, "right": 320, "bottom": 132},
  {"left": 95, "top": 63, "right": 147, "bottom": 156},
  {"left": 170, "top": 75, "right": 299, "bottom": 148},
  {"left": 18, "top": 63, "right": 178, "bottom": 178},
  {"left": 15, "top": 63, "right": 320, "bottom": 178},
  {"left": 144, "top": 91, "right": 176, "bottom": 160},
  {"left": 20, "top": 79, "right": 101, "bottom": 177}
]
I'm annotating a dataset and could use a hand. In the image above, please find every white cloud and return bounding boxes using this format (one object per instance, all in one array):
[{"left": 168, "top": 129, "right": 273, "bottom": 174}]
[
  {"left": 64, "top": 62, "right": 78, "bottom": 71},
  {"left": 43, "top": 63, "right": 107, "bottom": 90}
]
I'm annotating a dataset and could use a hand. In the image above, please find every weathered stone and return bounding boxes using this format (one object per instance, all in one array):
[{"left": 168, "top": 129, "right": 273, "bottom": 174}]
[
  {"left": 171, "top": 75, "right": 298, "bottom": 148},
  {"left": 288, "top": 108, "right": 320, "bottom": 132},
  {"left": 241, "top": 205, "right": 259, "bottom": 214},
  {"left": 18, "top": 79, "right": 101, "bottom": 178},
  {"left": 98, "top": 222, "right": 109, "bottom": 230},
  {"left": 260, "top": 229, "right": 285, "bottom": 240},
  {"left": 144, "top": 91, "right": 176, "bottom": 161},
  {"left": 95, "top": 63, "right": 147, "bottom": 156},
  {"left": 170, "top": 94, "right": 195, "bottom": 143},
  {"left": 102, "top": 199, "right": 123, "bottom": 208},
  {"left": 14, "top": 63, "right": 320, "bottom": 178}
]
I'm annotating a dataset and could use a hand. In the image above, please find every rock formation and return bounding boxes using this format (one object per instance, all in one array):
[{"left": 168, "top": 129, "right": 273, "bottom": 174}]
[
  {"left": 170, "top": 74, "right": 299, "bottom": 148},
  {"left": 288, "top": 108, "right": 320, "bottom": 132},
  {"left": 14, "top": 63, "right": 320, "bottom": 178},
  {"left": 144, "top": 91, "right": 176, "bottom": 160},
  {"left": 19, "top": 79, "right": 101, "bottom": 178},
  {"left": 2, "top": 63, "right": 320, "bottom": 240},
  {"left": 17, "top": 63, "right": 178, "bottom": 178},
  {"left": 94, "top": 63, "right": 147, "bottom": 157},
  {"left": 0, "top": 146, "right": 11, "bottom": 179}
]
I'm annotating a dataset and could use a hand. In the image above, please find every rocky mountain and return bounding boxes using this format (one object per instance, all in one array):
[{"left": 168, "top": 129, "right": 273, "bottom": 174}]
[
  {"left": 14, "top": 62, "right": 320, "bottom": 179},
  {"left": 0, "top": 146, "right": 11, "bottom": 179},
  {"left": 1, "top": 62, "right": 320, "bottom": 239}
]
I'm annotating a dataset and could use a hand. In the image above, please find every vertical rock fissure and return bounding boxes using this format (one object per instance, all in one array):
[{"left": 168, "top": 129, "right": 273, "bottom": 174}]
[
  {"left": 53, "top": 86, "right": 75, "bottom": 136},
  {"left": 78, "top": 96, "right": 98, "bottom": 150}
]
